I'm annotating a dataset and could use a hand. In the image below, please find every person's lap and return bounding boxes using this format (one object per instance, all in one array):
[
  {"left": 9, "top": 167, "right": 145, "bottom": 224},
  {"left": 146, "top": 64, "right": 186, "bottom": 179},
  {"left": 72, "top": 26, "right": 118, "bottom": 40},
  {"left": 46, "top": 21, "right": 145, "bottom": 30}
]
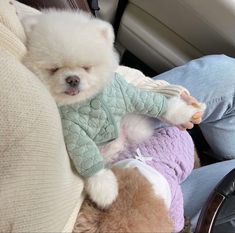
[
  {"left": 182, "top": 160, "right": 235, "bottom": 228},
  {"left": 152, "top": 55, "right": 235, "bottom": 229},
  {"left": 153, "top": 54, "right": 235, "bottom": 160}
]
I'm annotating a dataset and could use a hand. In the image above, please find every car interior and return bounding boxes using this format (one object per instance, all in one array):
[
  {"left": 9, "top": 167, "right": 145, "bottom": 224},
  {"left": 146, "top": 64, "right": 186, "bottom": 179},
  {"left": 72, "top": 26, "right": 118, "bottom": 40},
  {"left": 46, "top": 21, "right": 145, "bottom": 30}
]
[{"left": 15, "top": 0, "right": 235, "bottom": 232}]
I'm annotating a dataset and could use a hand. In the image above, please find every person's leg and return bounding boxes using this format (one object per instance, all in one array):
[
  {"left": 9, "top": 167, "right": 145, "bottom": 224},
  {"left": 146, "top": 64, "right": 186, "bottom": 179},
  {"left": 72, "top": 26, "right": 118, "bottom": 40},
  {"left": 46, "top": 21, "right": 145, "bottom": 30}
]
[
  {"left": 181, "top": 159, "right": 235, "bottom": 230},
  {"left": 153, "top": 55, "right": 235, "bottom": 160}
]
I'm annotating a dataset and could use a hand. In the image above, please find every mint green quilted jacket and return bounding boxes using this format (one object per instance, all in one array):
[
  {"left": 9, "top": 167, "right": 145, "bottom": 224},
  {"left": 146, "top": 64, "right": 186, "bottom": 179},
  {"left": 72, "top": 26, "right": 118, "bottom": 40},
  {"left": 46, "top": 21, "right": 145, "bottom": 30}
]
[{"left": 59, "top": 73, "right": 167, "bottom": 177}]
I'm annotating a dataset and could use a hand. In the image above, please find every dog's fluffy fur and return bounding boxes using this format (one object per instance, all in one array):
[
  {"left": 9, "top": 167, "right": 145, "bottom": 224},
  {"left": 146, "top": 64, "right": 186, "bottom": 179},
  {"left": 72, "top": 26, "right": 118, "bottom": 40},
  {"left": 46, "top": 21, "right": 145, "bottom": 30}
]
[
  {"left": 23, "top": 10, "right": 119, "bottom": 106},
  {"left": 22, "top": 10, "right": 122, "bottom": 208},
  {"left": 22, "top": 9, "right": 203, "bottom": 219},
  {"left": 73, "top": 167, "right": 173, "bottom": 233},
  {"left": 22, "top": 10, "right": 204, "bottom": 157}
]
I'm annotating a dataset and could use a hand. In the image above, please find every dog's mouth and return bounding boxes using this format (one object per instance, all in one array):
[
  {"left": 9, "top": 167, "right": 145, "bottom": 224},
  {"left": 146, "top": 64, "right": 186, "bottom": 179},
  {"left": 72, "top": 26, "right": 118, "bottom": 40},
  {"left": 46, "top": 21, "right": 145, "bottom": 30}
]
[{"left": 64, "top": 88, "right": 80, "bottom": 96}]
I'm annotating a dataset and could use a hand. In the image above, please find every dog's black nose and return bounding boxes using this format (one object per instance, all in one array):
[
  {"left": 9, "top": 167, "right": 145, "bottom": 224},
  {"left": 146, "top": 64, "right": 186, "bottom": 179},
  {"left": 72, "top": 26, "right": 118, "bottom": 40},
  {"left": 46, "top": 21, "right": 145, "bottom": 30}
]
[{"left": 66, "top": 76, "right": 80, "bottom": 87}]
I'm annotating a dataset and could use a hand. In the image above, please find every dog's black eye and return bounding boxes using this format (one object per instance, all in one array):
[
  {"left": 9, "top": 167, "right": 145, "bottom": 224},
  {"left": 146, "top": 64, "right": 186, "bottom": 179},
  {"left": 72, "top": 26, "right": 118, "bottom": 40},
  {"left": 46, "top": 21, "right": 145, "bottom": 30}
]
[
  {"left": 48, "top": 67, "right": 59, "bottom": 74},
  {"left": 82, "top": 66, "right": 91, "bottom": 72}
]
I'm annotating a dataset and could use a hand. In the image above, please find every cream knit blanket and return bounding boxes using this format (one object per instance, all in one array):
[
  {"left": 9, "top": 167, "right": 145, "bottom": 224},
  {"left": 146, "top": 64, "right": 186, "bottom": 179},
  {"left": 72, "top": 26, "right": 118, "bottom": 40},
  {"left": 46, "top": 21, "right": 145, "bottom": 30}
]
[{"left": 0, "top": 1, "right": 84, "bottom": 232}]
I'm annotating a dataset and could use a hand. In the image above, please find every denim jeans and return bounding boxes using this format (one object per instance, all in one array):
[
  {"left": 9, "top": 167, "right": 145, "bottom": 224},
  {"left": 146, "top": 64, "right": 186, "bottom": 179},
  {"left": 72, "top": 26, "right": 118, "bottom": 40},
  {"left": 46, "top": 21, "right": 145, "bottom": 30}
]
[
  {"left": 154, "top": 54, "right": 235, "bottom": 160},
  {"left": 182, "top": 160, "right": 235, "bottom": 230},
  {"left": 153, "top": 55, "right": 235, "bottom": 230}
]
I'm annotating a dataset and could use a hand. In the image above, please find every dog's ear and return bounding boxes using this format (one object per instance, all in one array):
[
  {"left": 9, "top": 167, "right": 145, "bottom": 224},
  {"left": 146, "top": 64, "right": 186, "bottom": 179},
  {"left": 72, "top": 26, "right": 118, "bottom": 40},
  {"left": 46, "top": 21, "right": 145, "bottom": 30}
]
[
  {"left": 21, "top": 15, "right": 40, "bottom": 34},
  {"left": 95, "top": 20, "right": 115, "bottom": 46}
]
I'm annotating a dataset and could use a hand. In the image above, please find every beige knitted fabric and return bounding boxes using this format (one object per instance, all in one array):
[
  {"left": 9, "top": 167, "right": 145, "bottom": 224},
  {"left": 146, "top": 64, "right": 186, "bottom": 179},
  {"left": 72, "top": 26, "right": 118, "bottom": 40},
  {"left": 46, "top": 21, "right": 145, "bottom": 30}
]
[
  {"left": 14, "top": 0, "right": 41, "bottom": 20},
  {"left": 0, "top": 0, "right": 26, "bottom": 60},
  {"left": 116, "top": 66, "right": 190, "bottom": 97},
  {"left": 0, "top": 1, "right": 84, "bottom": 232},
  {"left": 0, "top": 0, "right": 26, "bottom": 43}
]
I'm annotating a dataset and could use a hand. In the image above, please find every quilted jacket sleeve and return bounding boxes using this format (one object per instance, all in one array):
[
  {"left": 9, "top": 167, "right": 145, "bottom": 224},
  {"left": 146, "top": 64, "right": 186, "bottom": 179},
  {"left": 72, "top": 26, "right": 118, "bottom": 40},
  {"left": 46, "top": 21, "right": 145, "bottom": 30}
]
[
  {"left": 61, "top": 118, "right": 104, "bottom": 177},
  {"left": 115, "top": 74, "right": 168, "bottom": 118}
]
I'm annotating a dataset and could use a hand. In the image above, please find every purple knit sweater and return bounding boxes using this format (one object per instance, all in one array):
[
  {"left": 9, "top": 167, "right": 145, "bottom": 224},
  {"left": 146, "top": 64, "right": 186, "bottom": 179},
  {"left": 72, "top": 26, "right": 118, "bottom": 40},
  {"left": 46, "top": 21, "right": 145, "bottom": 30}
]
[{"left": 112, "top": 127, "right": 194, "bottom": 232}]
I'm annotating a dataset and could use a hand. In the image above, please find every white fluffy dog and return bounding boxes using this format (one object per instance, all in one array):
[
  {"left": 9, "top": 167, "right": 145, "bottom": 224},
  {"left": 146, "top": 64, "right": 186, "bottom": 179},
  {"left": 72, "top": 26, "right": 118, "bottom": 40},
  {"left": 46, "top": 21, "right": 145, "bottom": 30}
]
[{"left": 22, "top": 10, "right": 204, "bottom": 209}]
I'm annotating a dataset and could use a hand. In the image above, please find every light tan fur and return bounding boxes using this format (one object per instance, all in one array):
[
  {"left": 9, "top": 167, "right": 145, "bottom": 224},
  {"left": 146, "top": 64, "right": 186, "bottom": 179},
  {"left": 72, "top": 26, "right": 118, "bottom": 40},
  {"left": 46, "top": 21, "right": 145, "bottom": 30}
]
[{"left": 73, "top": 167, "right": 173, "bottom": 233}]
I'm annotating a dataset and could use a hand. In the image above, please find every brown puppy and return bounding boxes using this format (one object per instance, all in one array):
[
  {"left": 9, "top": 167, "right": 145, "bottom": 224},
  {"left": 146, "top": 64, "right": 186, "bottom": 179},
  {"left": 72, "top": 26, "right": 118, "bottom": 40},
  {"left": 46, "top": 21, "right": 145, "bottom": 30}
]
[{"left": 73, "top": 167, "right": 173, "bottom": 233}]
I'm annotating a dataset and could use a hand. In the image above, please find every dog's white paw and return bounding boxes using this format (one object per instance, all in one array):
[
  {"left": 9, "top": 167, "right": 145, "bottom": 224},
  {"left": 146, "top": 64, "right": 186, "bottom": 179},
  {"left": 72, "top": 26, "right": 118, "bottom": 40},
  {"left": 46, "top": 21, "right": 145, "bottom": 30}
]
[
  {"left": 162, "top": 97, "right": 206, "bottom": 125},
  {"left": 85, "top": 169, "right": 118, "bottom": 209}
]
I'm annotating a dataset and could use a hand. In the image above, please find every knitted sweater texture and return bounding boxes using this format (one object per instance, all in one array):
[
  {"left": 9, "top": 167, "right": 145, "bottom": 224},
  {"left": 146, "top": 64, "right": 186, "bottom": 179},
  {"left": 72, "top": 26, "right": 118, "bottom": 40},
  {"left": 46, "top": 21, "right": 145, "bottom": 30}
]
[{"left": 0, "top": 1, "right": 84, "bottom": 232}]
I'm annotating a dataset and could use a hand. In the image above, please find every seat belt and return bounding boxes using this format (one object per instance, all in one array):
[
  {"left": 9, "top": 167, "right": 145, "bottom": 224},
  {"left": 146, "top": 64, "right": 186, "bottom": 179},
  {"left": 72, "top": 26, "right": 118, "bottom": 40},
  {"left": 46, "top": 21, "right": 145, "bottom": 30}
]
[
  {"left": 113, "top": 0, "right": 128, "bottom": 35},
  {"left": 87, "top": 0, "right": 100, "bottom": 16}
]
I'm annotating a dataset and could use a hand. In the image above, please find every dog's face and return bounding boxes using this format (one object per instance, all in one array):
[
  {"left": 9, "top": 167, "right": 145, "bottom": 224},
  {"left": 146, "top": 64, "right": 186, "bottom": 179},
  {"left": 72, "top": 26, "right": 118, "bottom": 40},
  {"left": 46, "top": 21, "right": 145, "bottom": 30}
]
[{"left": 22, "top": 10, "right": 119, "bottom": 105}]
